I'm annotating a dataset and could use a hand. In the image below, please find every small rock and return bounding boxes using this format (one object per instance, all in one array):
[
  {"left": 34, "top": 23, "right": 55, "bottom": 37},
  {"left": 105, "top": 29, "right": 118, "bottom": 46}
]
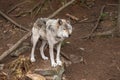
[
  {"left": 66, "top": 41, "right": 70, "bottom": 44},
  {"left": 0, "top": 64, "right": 4, "bottom": 70},
  {"left": 26, "top": 73, "right": 46, "bottom": 80},
  {"left": 70, "top": 54, "right": 83, "bottom": 63},
  {"left": 79, "top": 48, "right": 85, "bottom": 51},
  {"left": 3, "top": 30, "right": 7, "bottom": 34},
  {"left": 81, "top": 78, "right": 86, "bottom": 80}
]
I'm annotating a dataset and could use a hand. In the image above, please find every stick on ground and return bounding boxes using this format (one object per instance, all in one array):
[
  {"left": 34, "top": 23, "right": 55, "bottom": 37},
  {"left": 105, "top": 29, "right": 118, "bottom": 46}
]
[
  {"left": 48, "top": 0, "right": 75, "bottom": 18},
  {"left": 66, "top": 13, "right": 79, "bottom": 21},
  {"left": 0, "top": 31, "right": 31, "bottom": 61}
]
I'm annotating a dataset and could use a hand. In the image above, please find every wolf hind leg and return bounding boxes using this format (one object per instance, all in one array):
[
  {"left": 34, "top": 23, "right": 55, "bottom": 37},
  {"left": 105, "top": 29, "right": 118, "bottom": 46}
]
[{"left": 30, "top": 28, "right": 40, "bottom": 62}]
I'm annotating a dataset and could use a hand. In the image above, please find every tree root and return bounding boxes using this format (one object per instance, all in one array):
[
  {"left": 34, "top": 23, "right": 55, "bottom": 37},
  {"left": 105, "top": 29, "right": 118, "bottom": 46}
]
[
  {"left": 7, "top": 1, "right": 30, "bottom": 14},
  {"left": 0, "top": 10, "right": 30, "bottom": 31}
]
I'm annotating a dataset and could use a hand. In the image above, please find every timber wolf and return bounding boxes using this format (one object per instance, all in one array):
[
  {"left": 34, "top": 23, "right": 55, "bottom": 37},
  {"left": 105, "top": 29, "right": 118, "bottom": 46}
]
[{"left": 30, "top": 18, "right": 72, "bottom": 67}]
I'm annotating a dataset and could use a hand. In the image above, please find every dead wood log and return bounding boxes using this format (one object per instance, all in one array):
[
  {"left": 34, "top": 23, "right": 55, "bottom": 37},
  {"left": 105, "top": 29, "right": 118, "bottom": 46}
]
[
  {"left": 0, "top": 10, "right": 30, "bottom": 31},
  {"left": 0, "top": 0, "right": 75, "bottom": 61},
  {"left": 7, "top": 1, "right": 29, "bottom": 14},
  {"left": 82, "top": 5, "right": 105, "bottom": 39}
]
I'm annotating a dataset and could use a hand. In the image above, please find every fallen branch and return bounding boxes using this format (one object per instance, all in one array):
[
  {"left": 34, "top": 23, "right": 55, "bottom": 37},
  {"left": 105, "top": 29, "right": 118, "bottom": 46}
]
[
  {"left": 66, "top": 13, "right": 79, "bottom": 21},
  {"left": 71, "top": 18, "right": 95, "bottom": 25},
  {"left": 7, "top": 1, "right": 29, "bottom": 14},
  {"left": 34, "top": 0, "right": 48, "bottom": 18},
  {"left": 0, "top": 31, "right": 31, "bottom": 61},
  {"left": 0, "top": 0, "right": 75, "bottom": 61},
  {"left": 48, "top": 0, "right": 75, "bottom": 18},
  {"left": 82, "top": 5, "right": 105, "bottom": 39},
  {"left": 0, "top": 10, "right": 30, "bottom": 31}
]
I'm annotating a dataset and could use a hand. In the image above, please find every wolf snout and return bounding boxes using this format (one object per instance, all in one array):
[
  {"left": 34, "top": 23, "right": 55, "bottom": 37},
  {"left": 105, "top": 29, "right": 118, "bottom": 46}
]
[{"left": 69, "top": 34, "right": 71, "bottom": 37}]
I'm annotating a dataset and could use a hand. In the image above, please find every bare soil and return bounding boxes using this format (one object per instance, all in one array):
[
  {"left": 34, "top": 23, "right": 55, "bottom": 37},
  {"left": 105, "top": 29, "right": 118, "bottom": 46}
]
[{"left": 0, "top": 0, "right": 120, "bottom": 80}]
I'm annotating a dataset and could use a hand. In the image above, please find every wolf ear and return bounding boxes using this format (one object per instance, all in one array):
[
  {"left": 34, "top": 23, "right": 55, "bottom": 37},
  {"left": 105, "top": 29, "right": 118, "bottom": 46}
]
[
  {"left": 66, "top": 20, "right": 70, "bottom": 24},
  {"left": 40, "top": 18, "right": 47, "bottom": 25},
  {"left": 58, "top": 19, "right": 63, "bottom": 25}
]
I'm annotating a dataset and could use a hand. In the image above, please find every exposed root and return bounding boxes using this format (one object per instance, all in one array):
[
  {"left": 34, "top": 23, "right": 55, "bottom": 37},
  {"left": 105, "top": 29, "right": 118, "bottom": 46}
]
[
  {"left": 86, "top": 5, "right": 106, "bottom": 39},
  {"left": 14, "top": 0, "right": 42, "bottom": 17},
  {"left": 7, "top": 1, "right": 30, "bottom": 14}
]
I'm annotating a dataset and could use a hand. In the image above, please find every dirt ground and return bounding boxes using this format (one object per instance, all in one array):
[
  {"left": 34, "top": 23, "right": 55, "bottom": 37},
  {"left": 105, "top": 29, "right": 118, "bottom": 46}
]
[{"left": 0, "top": 0, "right": 120, "bottom": 80}]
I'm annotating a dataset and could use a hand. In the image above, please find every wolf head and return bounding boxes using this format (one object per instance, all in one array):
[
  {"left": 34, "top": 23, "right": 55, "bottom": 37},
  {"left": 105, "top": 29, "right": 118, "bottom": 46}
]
[
  {"left": 56, "top": 19, "right": 72, "bottom": 38},
  {"left": 39, "top": 18, "right": 72, "bottom": 39}
]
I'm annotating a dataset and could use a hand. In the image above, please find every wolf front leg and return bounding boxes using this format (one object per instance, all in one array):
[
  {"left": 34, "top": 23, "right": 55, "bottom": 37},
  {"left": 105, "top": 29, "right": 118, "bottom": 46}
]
[
  {"left": 40, "top": 40, "right": 48, "bottom": 60},
  {"left": 56, "top": 42, "right": 62, "bottom": 66},
  {"left": 49, "top": 43, "right": 57, "bottom": 67}
]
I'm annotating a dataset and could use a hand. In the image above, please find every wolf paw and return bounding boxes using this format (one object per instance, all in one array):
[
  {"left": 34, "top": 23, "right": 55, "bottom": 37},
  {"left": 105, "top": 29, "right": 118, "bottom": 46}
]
[
  {"left": 42, "top": 56, "right": 49, "bottom": 60},
  {"left": 57, "top": 60, "right": 62, "bottom": 66},
  {"left": 51, "top": 62, "right": 57, "bottom": 67},
  {"left": 30, "top": 58, "right": 36, "bottom": 62}
]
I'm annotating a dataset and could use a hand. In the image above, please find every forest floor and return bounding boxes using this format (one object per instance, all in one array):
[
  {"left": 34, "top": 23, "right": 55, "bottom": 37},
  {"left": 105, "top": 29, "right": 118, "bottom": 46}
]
[{"left": 0, "top": 0, "right": 120, "bottom": 80}]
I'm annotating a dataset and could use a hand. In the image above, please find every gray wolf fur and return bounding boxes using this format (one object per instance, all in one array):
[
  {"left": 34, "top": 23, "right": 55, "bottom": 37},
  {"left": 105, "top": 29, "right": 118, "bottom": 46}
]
[{"left": 30, "top": 18, "right": 72, "bottom": 67}]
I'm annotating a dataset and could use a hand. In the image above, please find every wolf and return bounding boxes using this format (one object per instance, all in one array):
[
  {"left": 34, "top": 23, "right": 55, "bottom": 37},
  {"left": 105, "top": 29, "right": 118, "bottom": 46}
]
[{"left": 30, "top": 18, "right": 72, "bottom": 67}]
